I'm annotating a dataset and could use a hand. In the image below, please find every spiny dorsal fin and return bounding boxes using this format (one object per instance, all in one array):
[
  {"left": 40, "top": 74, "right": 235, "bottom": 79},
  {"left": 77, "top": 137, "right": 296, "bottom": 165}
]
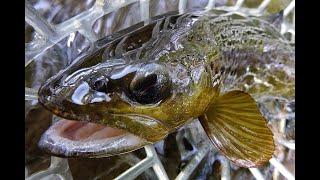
[
  {"left": 199, "top": 90, "right": 275, "bottom": 168},
  {"left": 267, "top": 10, "right": 284, "bottom": 30}
]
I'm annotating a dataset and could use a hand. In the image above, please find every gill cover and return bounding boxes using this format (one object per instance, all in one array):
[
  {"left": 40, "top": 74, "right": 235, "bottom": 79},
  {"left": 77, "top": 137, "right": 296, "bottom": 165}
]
[{"left": 200, "top": 90, "right": 275, "bottom": 168}]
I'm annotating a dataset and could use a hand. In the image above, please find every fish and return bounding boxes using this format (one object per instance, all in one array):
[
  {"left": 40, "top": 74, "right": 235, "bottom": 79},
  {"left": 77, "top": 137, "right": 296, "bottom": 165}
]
[{"left": 37, "top": 10, "right": 294, "bottom": 168}]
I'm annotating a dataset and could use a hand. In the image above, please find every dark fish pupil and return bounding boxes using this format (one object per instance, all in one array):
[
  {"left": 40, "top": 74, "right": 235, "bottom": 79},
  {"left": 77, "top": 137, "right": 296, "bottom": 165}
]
[
  {"left": 132, "top": 74, "right": 159, "bottom": 104},
  {"left": 132, "top": 74, "right": 158, "bottom": 94},
  {"left": 127, "top": 63, "right": 171, "bottom": 105},
  {"left": 130, "top": 73, "right": 171, "bottom": 105}
]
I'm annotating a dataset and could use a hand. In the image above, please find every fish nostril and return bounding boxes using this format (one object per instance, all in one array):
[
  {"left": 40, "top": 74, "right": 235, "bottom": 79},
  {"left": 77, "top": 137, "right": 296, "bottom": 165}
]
[
  {"left": 182, "top": 137, "right": 193, "bottom": 151},
  {"left": 93, "top": 79, "right": 107, "bottom": 93}
]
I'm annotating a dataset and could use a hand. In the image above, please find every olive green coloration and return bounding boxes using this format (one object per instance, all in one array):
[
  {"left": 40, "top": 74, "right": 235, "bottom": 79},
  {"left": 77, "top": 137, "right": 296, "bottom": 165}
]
[{"left": 38, "top": 10, "right": 294, "bottom": 167}]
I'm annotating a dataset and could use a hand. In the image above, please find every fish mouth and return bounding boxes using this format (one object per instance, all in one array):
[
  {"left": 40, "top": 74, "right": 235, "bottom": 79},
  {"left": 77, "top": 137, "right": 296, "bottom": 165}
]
[
  {"left": 39, "top": 119, "right": 149, "bottom": 158},
  {"left": 38, "top": 84, "right": 169, "bottom": 157},
  {"left": 37, "top": 65, "right": 170, "bottom": 157},
  {"left": 38, "top": 95, "right": 169, "bottom": 157},
  {"left": 38, "top": 81, "right": 171, "bottom": 140}
]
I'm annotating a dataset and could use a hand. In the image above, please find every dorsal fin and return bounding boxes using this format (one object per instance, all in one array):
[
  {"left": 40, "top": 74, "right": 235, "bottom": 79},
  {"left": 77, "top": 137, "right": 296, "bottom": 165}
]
[{"left": 267, "top": 10, "right": 284, "bottom": 30}]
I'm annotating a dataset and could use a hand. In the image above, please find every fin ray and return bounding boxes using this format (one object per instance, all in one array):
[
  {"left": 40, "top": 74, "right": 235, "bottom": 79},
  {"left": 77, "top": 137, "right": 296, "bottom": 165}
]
[
  {"left": 207, "top": 117, "right": 262, "bottom": 163},
  {"left": 214, "top": 115, "right": 275, "bottom": 147},
  {"left": 213, "top": 117, "right": 274, "bottom": 156},
  {"left": 200, "top": 90, "right": 275, "bottom": 167}
]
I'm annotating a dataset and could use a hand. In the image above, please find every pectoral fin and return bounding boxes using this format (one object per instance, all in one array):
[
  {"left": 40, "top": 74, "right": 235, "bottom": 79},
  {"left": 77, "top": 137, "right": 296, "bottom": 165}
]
[{"left": 199, "top": 90, "right": 275, "bottom": 168}]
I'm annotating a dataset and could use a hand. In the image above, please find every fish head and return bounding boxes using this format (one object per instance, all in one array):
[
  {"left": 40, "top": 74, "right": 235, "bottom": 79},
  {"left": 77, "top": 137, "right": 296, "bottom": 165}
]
[{"left": 38, "top": 49, "right": 218, "bottom": 157}]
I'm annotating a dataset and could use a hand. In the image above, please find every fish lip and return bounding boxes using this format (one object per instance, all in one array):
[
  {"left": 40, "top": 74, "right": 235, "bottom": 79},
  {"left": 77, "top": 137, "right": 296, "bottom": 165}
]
[
  {"left": 38, "top": 94, "right": 170, "bottom": 131},
  {"left": 38, "top": 74, "right": 171, "bottom": 144},
  {"left": 38, "top": 133, "right": 149, "bottom": 158},
  {"left": 38, "top": 120, "right": 150, "bottom": 158},
  {"left": 38, "top": 91, "right": 169, "bottom": 157}
]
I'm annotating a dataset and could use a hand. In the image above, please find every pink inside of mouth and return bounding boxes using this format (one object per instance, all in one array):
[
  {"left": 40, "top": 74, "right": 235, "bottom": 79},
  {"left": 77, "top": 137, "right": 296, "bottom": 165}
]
[
  {"left": 39, "top": 118, "right": 149, "bottom": 158},
  {"left": 53, "top": 120, "right": 126, "bottom": 141}
]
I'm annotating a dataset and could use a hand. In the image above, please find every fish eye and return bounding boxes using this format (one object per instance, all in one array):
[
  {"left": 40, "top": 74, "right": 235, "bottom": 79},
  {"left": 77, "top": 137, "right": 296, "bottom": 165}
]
[{"left": 129, "top": 65, "right": 171, "bottom": 105}]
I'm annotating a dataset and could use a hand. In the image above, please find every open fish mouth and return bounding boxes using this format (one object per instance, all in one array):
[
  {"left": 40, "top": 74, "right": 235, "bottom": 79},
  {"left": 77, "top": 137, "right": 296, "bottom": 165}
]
[
  {"left": 39, "top": 119, "right": 149, "bottom": 158},
  {"left": 38, "top": 77, "right": 169, "bottom": 157},
  {"left": 37, "top": 62, "right": 171, "bottom": 157},
  {"left": 38, "top": 91, "right": 167, "bottom": 157}
]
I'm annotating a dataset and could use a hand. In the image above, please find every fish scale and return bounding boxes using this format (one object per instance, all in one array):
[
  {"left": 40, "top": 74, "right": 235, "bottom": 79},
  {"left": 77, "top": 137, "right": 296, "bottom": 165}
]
[{"left": 37, "top": 10, "right": 293, "bottom": 167}]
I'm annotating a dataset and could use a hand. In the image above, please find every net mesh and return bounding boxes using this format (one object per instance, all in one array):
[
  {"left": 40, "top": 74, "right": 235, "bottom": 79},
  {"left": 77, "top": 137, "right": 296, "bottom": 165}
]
[{"left": 25, "top": 0, "right": 295, "bottom": 179}]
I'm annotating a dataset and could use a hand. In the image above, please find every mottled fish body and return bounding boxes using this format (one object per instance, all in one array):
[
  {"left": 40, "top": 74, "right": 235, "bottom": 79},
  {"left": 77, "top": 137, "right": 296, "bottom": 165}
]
[{"left": 38, "top": 10, "right": 294, "bottom": 167}]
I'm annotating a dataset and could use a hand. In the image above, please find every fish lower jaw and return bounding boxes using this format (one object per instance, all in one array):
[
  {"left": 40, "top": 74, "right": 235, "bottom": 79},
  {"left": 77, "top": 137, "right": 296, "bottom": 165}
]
[{"left": 38, "top": 119, "right": 149, "bottom": 158}]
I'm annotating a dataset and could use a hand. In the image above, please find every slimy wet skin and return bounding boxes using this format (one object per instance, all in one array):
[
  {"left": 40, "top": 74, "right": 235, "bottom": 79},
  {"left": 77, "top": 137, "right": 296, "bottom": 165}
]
[{"left": 38, "top": 10, "right": 294, "bottom": 167}]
